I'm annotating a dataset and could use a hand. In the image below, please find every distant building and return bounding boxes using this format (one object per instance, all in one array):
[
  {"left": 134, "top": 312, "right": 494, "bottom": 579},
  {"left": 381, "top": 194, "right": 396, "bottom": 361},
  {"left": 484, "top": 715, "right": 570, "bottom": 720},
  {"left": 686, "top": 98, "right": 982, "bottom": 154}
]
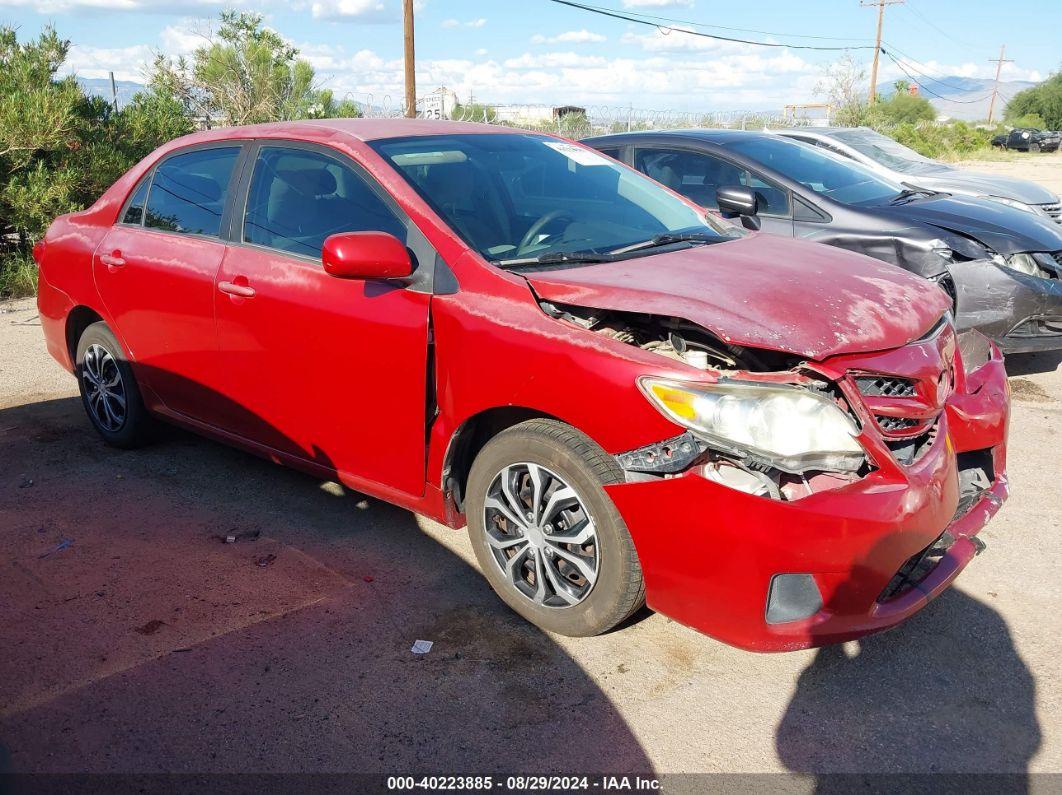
[{"left": 493, "top": 104, "right": 586, "bottom": 125}]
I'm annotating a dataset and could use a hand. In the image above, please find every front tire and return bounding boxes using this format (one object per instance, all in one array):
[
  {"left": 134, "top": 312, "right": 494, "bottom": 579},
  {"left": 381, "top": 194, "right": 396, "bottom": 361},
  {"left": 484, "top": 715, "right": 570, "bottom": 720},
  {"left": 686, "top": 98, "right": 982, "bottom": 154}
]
[
  {"left": 466, "top": 419, "right": 645, "bottom": 636},
  {"left": 76, "top": 321, "right": 153, "bottom": 448}
]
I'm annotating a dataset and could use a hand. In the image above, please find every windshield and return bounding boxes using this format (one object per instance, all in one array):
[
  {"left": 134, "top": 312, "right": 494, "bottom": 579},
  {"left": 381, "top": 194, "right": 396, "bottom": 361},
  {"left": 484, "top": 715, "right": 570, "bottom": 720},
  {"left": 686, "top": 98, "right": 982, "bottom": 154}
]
[
  {"left": 373, "top": 133, "right": 738, "bottom": 265},
  {"left": 830, "top": 128, "right": 943, "bottom": 174},
  {"left": 727, "top": 135, "right": 904, "bottom": 207}
]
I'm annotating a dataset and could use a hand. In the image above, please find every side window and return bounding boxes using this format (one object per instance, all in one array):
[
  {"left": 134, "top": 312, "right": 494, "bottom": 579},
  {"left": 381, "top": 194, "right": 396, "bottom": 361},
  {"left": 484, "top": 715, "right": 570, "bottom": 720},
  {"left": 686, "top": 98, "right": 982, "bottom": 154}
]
[
  {"left": 243, "top": 147, "right": 406, "bottom": 259},
  {"left": 144, "top": 147, "right": 240, "bottom": 237},
  {"left": 596, "top": 147, "right": 621, "bottom": 160},
  {"left": 121, "top": 179, "right": 149, "bottom": 225},
  {"left": 634, "top": 147, "right": 790, "bottom": 217}
]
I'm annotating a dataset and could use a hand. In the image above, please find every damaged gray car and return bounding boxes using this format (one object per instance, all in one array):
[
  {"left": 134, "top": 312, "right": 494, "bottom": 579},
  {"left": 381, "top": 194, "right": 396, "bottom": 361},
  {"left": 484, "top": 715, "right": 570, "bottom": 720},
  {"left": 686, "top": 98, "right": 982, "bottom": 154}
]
[{"left": 586, "top": 130, "right": 1062, "bottom": 353}]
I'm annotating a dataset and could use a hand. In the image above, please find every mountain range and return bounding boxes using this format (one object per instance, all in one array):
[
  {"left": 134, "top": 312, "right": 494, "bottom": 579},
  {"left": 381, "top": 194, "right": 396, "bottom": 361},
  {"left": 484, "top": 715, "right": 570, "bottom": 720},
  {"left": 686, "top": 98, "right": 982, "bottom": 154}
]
[{"left": 876, "top": 76, "right": 1037, "bottom": 121}]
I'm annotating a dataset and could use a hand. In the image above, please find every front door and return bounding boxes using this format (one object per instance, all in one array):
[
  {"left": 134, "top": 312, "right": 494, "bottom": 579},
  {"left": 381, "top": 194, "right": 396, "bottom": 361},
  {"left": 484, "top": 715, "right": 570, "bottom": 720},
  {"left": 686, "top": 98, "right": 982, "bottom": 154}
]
[
  {"left": 213, "top": 143, "right": 432, "bottom": 496},
  {"left": 92, "top": 144, "right": 243, "bottom": 423}
]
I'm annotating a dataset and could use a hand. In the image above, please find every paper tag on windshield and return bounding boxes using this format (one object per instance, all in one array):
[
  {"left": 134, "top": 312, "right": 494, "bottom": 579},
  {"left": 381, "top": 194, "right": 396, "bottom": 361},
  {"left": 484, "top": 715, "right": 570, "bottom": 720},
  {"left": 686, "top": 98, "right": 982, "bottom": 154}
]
[{"left": 543, "top": 141, "right": 610, "bottom": 166}]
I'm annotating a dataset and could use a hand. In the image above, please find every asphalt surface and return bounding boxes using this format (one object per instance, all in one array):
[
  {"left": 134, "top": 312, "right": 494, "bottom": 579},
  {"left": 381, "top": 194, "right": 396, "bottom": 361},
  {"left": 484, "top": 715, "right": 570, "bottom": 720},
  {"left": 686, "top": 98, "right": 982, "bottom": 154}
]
[{"left": 1, "top": 158, "right": 1061, "bottom": 783}]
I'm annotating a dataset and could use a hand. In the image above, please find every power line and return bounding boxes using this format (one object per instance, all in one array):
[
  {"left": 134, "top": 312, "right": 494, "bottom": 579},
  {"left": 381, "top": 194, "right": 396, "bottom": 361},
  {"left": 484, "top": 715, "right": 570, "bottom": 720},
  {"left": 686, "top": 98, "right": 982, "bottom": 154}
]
[
  {"left": 862, "top": 0, "right": 904, "bottom": 103},
  {"left": 900, "top": 1, "right": 985, "bottom": 52},
  {"left": 987, "top": 44, "right": 1013, "bottom": 123},
  {"left": 882, "top": 50, "right": 997, "bottom": 104},
  {"left": 550, "top": 0, "right": 875, "bottom": 43},
  {"left": 879, "top": 41, "right": 985, "bottom": 90},
  {"left": 545, "top": 0, "right": 878, "bottom": 51}
]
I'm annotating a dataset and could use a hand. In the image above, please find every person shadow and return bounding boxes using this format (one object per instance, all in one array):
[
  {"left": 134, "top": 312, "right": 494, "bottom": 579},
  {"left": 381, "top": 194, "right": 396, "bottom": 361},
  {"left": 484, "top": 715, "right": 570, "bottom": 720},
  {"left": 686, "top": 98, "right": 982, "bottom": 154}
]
[{"left": 776, "top": 588, "right": 1041, "bottom": 791}]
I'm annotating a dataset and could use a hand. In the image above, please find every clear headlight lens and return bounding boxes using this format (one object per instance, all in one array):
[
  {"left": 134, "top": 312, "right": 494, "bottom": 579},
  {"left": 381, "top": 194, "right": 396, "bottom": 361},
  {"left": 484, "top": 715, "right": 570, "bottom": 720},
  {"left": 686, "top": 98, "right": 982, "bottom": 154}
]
[
  {"left": 638, "top": 377, "right": 865, "bottom": 473},
  {"left": 979, "top": 195, "right": 1038, "bottom": 214},
  {"left": 1001, "top": 252, "right": 1048, "bottom": 278}
]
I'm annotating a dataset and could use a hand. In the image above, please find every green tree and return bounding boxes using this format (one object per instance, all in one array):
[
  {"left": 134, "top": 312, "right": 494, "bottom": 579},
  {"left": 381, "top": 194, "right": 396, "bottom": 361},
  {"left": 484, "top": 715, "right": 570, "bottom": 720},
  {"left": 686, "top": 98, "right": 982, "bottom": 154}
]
[
  {"left": 1005, "top": 73, "right": 1062, "bottom": 130},
  {"left": 1, "top": 26, "right": 190, "bottom": 297},
  {"left": 450, "top": 102, "right": 497, "bottom": 123},
  {"left": 150, "top": 11, "right": 357, "bottom": 126},
  {"left": 877, "top": 90, "right": 936, "bottom": 124}
]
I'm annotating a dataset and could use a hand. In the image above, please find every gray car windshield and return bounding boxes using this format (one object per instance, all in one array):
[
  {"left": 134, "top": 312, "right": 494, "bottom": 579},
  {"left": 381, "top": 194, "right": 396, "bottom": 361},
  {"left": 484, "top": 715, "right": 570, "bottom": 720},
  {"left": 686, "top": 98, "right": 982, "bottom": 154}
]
[
  {"left": 727, "top": 136, "right": 905, "bottom": 207},
  {"left": 373, "top": 133, "right": 739, "bottom": 265},
  {"left": 830, "top": 128, "right": 943, "bottom": 175}
]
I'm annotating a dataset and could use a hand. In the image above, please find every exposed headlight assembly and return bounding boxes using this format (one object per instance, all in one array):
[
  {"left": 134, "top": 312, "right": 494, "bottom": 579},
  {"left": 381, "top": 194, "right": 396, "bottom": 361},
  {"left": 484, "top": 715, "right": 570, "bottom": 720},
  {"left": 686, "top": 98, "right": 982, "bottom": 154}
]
[
  {"left": 638, "top": 377, "right": 865, "bottom": 473},
  {"left": 1000, "top": 252, "right": 1048, "bottom": 278}
]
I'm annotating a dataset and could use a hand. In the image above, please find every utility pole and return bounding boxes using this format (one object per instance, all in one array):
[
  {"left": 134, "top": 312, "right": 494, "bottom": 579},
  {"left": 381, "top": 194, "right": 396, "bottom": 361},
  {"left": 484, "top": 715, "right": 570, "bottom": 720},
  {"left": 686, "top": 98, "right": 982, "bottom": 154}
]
[
  {"left": 109, "top": 71, "right": 119, "bottom": 113},
  {"left": 403, "top": 0, "right": 416, "bottom": 118},
  {"left": 986, "top": 44, "right": 1013, "bottom": 124},
  {"left": 862, "top": 0, "right": 904, "bottom": 103}
]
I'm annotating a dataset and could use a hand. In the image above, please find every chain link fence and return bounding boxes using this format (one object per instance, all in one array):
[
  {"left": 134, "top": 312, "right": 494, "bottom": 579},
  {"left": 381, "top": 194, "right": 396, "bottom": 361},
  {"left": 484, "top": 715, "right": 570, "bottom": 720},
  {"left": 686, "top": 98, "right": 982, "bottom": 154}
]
[{"left": 343, "top": 93, "right": 816, "bottom": 137}]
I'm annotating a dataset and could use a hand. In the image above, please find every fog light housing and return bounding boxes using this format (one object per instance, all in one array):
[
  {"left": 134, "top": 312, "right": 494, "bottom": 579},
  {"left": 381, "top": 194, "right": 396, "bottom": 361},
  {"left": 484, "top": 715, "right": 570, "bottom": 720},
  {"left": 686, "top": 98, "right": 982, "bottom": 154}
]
[{"left": 765, "top": 574, "right": 823, "bottom": 624}]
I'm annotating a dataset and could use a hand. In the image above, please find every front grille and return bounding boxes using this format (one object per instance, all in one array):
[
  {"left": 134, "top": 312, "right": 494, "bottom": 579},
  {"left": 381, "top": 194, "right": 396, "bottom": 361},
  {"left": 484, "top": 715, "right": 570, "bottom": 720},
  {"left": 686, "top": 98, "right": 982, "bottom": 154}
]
[
  {"left": 876, "top": 415, "right": 920, "bottom": 432},
  {"left": 878, "top": 531, "right": 955, "bottom": 603},
  {"left": 884, "top": 421, "right": 939, "bottom": 466},
  {"left": 1041, "top": 203, "right": 1062, "bottom": 223},
  {"left": 855, "top": 375, "right": 917, "bottom": 398}
]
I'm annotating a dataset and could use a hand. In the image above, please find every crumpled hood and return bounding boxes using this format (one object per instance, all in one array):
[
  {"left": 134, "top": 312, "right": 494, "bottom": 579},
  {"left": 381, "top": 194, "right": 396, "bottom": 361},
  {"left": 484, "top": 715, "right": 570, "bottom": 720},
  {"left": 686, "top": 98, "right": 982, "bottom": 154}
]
[
  {"left": 908, "top": 169, "right": 1059, "bottom": 205},
  {"left": 524, "top": 234, "right": 950, "bottom": 361},
  {"left": 870, "top": 194, "right": 1062, "bottom": 255}
]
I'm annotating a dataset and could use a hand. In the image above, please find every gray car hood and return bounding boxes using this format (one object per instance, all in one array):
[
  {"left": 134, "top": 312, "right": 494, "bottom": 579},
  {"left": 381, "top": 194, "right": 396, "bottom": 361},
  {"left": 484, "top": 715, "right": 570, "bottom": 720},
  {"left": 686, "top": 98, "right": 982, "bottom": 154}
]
[
  {"left": 868, "top": 194, "right": 1062, "bottom": 256},
  {"left": 907, "top": 168, "right": 1059, "bottom": 205}
]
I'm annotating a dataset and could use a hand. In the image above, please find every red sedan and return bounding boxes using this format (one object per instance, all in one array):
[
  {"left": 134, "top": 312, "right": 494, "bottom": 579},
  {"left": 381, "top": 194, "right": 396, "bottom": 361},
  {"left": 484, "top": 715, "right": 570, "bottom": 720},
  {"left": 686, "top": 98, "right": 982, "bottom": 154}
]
[{"left": 34, "top": 120, "right": 1010, "bottom": 651}]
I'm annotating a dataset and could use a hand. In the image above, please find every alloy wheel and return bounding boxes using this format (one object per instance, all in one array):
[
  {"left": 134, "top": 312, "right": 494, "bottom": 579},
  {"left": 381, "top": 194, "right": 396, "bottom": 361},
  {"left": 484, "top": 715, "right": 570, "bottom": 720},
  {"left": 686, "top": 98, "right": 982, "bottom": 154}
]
[
  {"left": 483, "top": 462, "right": 600, "bottom": 608},
  {"left": 82, "top": 344, "right": 127, "bottom": 432}
]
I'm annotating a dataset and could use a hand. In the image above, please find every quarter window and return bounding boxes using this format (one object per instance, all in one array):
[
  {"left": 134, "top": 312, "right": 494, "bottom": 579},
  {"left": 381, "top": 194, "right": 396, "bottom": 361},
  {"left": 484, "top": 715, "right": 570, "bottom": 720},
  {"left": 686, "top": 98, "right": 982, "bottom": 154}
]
[
  {"left": 144, "top": 147, "right": 240, "bottom": 237},
  {"left": 121, "top": 180, "right": 149, "bottom": 225},
  {"left": 243, "top": 147, "right": 406, "bottom": 259},
  {"left": 634, "top": 147, "right": 790, "bottom": 217}
]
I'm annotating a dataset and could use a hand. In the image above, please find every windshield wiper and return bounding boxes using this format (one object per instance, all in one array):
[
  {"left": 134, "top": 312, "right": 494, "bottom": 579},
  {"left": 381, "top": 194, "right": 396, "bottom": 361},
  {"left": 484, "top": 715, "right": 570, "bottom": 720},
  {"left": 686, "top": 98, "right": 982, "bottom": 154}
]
[
  {"left": 607, "top": 231, "right": 720, "bottom": 255},
  {"left": 890, "top": 186, "right": 937, "bottom": 204},
  {"left": 494, "top": 250, "right": 619, "bottom": 268}
]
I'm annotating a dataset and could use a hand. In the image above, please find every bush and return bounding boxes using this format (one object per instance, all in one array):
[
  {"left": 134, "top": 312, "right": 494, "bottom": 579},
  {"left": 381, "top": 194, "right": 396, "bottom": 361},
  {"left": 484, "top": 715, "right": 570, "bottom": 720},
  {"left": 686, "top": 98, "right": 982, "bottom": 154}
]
[
  {"left": 0, "top": 251, "right": 38, "bottom": 298},
  {"left": 876, "top": 119, "right": 1004, "bottom": 160},
  {"left": 1005, "top": 73, "right": 1062, "bottom": 130}
]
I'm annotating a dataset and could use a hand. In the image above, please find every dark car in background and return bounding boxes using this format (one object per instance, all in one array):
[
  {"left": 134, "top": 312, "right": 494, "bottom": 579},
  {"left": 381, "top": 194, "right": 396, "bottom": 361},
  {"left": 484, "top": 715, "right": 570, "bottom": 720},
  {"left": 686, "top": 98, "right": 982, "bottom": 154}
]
[
  {"left": 774, "top": 127, "right": 1060, "bottom": 224},
  {"left": 994, "top": 128, "right": 1061, "bottom": 153},
  {"left": 586, "top": 130, "right": 1062, "bottom": 353}
]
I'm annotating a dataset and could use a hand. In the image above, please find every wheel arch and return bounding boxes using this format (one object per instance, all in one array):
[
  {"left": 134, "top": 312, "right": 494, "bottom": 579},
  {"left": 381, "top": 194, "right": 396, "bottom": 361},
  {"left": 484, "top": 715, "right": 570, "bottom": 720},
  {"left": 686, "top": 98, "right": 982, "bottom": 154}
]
[
  {"left": 66, "top": 306, "right": 105, "bottom": 365},
  {"left": 441, "top": 406, "right": 565, "bottom": 516}
]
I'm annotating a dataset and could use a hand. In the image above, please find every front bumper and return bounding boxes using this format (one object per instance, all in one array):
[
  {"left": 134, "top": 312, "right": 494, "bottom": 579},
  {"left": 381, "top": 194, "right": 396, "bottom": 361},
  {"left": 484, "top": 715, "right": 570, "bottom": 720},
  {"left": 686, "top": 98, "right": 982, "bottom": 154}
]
[
  {"left": 950, "top": 259, "right": 1062, "bottom": 353},
  {"left": 605, "top": 344, "right": 1009, "bottom": 652}
]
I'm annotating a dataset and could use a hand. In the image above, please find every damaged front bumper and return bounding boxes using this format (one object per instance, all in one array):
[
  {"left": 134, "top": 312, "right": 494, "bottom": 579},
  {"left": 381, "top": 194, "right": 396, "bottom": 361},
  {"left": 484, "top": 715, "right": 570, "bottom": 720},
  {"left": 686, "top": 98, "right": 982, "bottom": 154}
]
[
  {"left": 604, "top": 336, "right": 1009, "bottom": 652},
  {"left": 951, "top": 258, "right": 1062, "bottom": 353}
]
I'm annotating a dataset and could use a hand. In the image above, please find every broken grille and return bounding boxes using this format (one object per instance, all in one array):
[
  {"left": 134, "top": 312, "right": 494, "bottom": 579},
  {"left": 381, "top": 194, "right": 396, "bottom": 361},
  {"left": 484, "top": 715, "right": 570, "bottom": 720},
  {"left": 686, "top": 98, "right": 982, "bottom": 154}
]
[
  {"left": 877, "top": 531, "right": 955, "bottom": 603},
  {"left": 876, "top": 415, "right": 920, "bottom": 433},
  {"left": 854, "top": 375, "right": 917, "bottom": 398}
]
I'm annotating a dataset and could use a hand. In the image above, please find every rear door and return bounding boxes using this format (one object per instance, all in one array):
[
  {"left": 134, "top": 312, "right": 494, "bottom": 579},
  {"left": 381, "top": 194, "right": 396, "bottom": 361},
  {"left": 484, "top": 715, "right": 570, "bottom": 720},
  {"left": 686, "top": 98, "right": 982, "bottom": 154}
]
[
  {"left": 213, "top": 142, "right": 433, "bottom": 496},
  {"left": 632, "top": 145, "right": 795, "bottom": 235},
  {"left": 93, "top": 144, "right": 244, "bottom": 423}
]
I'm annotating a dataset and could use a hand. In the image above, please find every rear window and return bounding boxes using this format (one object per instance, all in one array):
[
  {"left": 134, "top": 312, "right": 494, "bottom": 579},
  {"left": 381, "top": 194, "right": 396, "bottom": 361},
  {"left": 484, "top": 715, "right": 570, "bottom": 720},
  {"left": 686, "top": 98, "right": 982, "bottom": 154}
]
[{"left": 144, "top": 147, "right": 241, "bottom": 237}]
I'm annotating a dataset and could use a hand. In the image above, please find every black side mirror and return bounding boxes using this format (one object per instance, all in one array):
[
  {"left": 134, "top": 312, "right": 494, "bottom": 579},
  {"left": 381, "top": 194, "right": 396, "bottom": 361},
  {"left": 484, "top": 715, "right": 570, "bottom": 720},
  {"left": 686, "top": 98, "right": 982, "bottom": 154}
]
[{"left": 716, "top": 185, "right": 761, "bottom": 230}]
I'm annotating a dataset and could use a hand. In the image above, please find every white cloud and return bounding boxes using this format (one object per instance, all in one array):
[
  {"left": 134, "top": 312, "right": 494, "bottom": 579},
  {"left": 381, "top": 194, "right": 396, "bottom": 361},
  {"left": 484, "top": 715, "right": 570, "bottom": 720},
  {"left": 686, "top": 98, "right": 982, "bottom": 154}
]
[
  {"left": 442, "top": 17, "right": 486, "bottom": 28},
  {"left": 530, "top": 29, "right": 606, "bottom": 45},
  {"left": 310, "top": 0, "right": 396, "bottom": 22}
]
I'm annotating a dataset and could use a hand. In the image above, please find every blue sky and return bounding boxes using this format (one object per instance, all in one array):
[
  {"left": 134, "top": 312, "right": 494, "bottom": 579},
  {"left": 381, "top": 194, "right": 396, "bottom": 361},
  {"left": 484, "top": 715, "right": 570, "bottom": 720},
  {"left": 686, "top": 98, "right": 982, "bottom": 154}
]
[{"left": 1, "top": 0, "right": 1058, "bottom": 111}]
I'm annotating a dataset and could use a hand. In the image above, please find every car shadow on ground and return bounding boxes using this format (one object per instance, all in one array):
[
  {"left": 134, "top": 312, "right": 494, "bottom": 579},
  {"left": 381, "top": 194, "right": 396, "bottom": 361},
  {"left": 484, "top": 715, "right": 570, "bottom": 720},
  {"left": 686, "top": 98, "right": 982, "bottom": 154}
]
[
  {"left": 775, "top": 588, "right": 1041, "bottom": 788},
  {"left": 1004, "top": 350, "right": 1062, "bottom": 377},
  {"left": 0, "top": 391, "right": 653, "bottom": 776}
]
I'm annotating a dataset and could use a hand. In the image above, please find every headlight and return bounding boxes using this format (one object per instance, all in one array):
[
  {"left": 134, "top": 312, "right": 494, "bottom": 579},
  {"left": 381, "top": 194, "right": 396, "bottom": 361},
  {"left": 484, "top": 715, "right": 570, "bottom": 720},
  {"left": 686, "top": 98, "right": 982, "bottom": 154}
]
[
  {"left": 1000, "top": 253, "right": 1048, "bottom": 278},
  {"left": 638, "top": 377, "right": 865, "bottom": 473},
  {"left": 979, "top": 195, "right": 1038, "bottom": 214}
]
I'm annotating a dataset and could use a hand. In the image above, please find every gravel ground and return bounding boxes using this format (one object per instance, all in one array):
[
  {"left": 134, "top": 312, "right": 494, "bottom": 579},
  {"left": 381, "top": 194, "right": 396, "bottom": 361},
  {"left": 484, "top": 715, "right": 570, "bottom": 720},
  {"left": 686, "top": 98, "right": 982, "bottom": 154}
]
[{"left": 1, "top": 158, "right": 1061, "bottom": 784}]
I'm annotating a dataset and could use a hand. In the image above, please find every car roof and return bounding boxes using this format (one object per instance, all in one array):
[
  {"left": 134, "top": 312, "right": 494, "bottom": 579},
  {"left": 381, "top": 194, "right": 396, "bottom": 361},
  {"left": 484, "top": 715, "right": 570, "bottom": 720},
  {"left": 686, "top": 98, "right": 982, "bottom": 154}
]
[
  {"left": 585, "top": 128, "right": 775, "bottom": 146},
  {"left": 165, "top": 118, "right": 526, "bottom": 147}
]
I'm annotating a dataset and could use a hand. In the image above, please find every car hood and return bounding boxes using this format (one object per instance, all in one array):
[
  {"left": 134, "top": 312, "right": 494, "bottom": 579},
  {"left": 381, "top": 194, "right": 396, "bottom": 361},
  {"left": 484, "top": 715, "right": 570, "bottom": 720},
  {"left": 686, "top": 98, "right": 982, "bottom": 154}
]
[
  {"left": 904, "top": 170, "right": 1058, "bottom": 205},
  {"left": 523, "top": 234, "right": 950, "bottom": 361},
  {"left": 868, "top": 194, "right": 1062, "bottom": 255}
]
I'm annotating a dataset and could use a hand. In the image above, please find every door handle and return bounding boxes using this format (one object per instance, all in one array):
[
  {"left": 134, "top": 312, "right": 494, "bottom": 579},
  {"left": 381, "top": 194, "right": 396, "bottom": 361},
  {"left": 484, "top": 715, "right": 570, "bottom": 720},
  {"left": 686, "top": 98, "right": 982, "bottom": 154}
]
[
  {"left": 99, "top": 251, "right": 126, "bottom": 269},
  {"left": 219, "top": 280, "right": 256, "bottom": 298}
]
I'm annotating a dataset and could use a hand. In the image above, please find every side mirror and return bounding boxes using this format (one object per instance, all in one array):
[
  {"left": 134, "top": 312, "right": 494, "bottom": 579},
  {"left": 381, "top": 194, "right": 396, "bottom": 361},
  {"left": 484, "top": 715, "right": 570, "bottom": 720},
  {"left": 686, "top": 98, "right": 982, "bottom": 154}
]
[
  {"left": 716, "top": 186, "right": 761, "bottom": 230},
  {"left": 322, "top": 232, "right": 412, "bottom": 280}
]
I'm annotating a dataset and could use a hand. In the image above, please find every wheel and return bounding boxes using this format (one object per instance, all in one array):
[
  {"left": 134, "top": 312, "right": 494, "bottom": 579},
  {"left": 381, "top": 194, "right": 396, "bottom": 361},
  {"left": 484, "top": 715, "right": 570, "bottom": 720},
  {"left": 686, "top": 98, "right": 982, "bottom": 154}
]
[
  {"left": 466, "top": 419, "right": 645, "bottom": 636},
  {"left": 1030, "top": 142, "right": 1042, "bottom": 153},
  {"left": 75, "top": 321, "right": 154, "bottom": 448}
]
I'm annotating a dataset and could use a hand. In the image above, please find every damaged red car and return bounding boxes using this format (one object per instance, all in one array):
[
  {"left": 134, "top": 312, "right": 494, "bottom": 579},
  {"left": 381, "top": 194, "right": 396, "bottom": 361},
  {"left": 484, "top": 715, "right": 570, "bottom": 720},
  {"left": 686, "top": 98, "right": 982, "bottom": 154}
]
[{"left": 34, "top": 120, "right": 1010, "bottom": 651}]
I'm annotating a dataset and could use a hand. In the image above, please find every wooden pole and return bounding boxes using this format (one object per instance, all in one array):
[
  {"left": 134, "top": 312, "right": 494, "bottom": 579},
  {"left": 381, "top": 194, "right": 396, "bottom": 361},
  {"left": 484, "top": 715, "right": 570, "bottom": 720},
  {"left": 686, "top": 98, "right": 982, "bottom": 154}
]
[
  {"left": 403, "top": 0, "right": 416, "bottom": 118},
  {"left": 986, "top": 45, "right": 1013, "bottom": 124},
  {"left": 863, "top": 0, "right": 903, "bottom": 103}
]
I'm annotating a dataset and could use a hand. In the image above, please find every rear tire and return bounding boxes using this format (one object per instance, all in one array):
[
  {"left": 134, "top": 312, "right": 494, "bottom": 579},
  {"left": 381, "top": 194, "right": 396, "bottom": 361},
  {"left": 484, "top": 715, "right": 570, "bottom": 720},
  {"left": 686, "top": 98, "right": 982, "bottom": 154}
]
[
  {"left": 76, "top": 322, "right": 154, "bottom": 448},
  {"left": 1030, "top": 142, "right": 1042, "bottom": 153},
  {"left": 466, "top": 419, "right": 645, "bottom": 637}
]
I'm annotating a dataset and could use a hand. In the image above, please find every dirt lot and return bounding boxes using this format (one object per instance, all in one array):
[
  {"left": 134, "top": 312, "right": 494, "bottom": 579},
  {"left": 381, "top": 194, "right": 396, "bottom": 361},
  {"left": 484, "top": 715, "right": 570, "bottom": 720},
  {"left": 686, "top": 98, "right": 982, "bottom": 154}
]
[{"left": 1, "top": 157, "right": 1061, "bottom": 784}]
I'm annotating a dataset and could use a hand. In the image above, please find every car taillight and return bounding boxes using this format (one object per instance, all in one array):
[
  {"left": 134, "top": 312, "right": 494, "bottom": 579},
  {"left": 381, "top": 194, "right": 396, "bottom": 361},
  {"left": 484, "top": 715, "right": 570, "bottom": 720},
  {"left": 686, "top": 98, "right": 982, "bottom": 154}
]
[{"left": 32, "top": 239, "right": 46, "bottom": 264}]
